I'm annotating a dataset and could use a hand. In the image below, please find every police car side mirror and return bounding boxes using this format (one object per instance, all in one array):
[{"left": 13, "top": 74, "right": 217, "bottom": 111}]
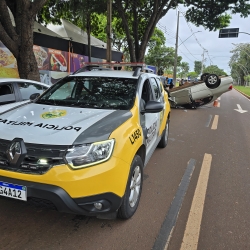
[
  {"left": 30, "top": 93, "right": 40, "bottom": 100},
  {"left": 141, "top": 101, "right": 163, "bottom": 114}
]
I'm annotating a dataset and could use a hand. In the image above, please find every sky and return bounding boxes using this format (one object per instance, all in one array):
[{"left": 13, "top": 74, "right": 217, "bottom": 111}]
[{"left": 158, "top": 6, "right": 250, "bottom": 74}]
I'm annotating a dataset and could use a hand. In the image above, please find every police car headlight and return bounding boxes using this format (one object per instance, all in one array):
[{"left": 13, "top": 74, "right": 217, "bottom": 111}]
[{"left": 65, "top": 139, "right": 115, "bottom": 169}]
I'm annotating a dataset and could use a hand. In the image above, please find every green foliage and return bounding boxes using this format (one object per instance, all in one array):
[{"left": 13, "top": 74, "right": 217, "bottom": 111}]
[
  {"left": 37, "top": 0, "right": 106, "bottom": 26},
  {"left": 178, "top": 62, "right": 189, "bottom": 78},
  {"left": 229, "top": 43, "right": 250, "bottom": 85},
  {"left": 203, "top": 65, "right": 227, "bottom": 76},
  {"left": 145, "top": 45, "right": 182, "bottom": 70},
  {"left": 234, "top": 86, "right": 250, "bottom": 95},
  {"left": 184, "top": 1, "right": 250, "bottom": 31},
  {"left": 188, "top": 71, "right": 199, "bottom": 78},
  {"left": 194, "top": 61, "right": 202, "bottom": 74},
  {"left": 38, "top": 0, "right": 250, "bottom": 64},
  {"left": 147, "top": 28, "right": 166, "bottom": 49}
]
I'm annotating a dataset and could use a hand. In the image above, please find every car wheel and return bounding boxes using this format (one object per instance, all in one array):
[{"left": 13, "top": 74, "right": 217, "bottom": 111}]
[
  {"left": 205, "top": 74, "right": 220, "bottom": 89},
  {"left": 158, "top": 119, "right": 169, "bottom": 148},
  {"left": 200, "top": 73, "right": 209, "bottom": 81},
  {"left": 118, "top": 155, "right": 143, "bottom": 219}
]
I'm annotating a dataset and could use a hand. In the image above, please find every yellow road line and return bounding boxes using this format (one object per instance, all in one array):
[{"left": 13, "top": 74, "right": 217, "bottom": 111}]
[
  {"left": 217, "top": 102, "right": 220, "bottom": 108},
  {"left": 211, "top": 115, "right": 219, "bottom": 130},
  {"left": 180, "top": 154, "right": 212, "bottom": 250}
]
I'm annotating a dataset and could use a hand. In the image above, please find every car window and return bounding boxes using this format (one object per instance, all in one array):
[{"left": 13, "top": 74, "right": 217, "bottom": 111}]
[
  {"left": 0, "top": 83, "right": 16, "bottom": 104},
  {"left": 149, "top": 78, "right": 161, "bottom": 100},
  {"left": 141, "top": 80, "right": 153, "bottom": 104},
  {"left": 155, "top": 78, "right": 163, "bottom": 93},
  {"left": 17, "top": 82, "right": 46, "bottom": 100},
  {"left": 37, "top": 77, "right": 138, "bottom": 110},
  {"left": 0, "top": 83, "right": 14, "bottom": 96},
  {"left": 48, "top": 81, "right": 74, "bottom": 100}
]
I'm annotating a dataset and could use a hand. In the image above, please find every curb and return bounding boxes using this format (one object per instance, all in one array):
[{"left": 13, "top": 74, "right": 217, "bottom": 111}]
[{"left": 233, "top": 87, "right": 250, "bottom": 99}]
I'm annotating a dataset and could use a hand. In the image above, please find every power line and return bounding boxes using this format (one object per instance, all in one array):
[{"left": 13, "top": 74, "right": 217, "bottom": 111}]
[
  {"left": 157, "top": 21, "right": 199, "bottom": 60},
  {"left": 177, "top": 6, "right": 212, "bottom": 64}
]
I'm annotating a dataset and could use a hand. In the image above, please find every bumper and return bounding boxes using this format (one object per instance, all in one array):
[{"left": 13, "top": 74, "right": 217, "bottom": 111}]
[
  {"left": 0, "top": 176, "right": 122, "bottom": 215},
  {"left": 0, "top": 157, "right": 131, "bottom": 216}
]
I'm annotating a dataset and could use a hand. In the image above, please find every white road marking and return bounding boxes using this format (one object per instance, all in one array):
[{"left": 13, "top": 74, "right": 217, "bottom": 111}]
[
  {"left": 211, "top": 115, "right": 219, "bottom": 130},
  {"left": 234, "top": 104, "right": 248, "bottom": 113},
  {"left": 205, "top": 115, "right": 212, "bottom": 128},
  {"left": 180, "top": 154, "right": 212, "bottom": 250}
]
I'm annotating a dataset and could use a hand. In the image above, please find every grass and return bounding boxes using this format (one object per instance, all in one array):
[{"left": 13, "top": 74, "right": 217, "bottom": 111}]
[{"left": 233, "top": 86, "right": 250, "bottom": 97}]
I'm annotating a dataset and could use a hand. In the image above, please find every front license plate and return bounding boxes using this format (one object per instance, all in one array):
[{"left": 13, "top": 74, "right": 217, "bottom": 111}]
[{"left": 0, "top": 181, "right": 27, "bottom": 201}]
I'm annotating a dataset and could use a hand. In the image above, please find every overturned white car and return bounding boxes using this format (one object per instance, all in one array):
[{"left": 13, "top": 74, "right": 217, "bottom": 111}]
[{"left": 168, "top": 73, "right": 233, "bottom": 109}]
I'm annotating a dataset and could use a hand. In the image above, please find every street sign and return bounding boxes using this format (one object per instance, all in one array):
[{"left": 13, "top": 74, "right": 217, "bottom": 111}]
[{"left": 219, "top": 28, "right": 239, "bottom": 38}]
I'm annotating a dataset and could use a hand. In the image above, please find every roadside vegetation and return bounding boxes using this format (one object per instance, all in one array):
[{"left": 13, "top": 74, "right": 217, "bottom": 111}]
[{"left": 233, "top": 86, "right": 250, "bottom": 97}]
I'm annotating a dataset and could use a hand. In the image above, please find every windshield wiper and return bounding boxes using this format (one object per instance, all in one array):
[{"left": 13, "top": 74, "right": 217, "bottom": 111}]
[{"left": 36, "top": 100, "right": 58, "bottom": 105}]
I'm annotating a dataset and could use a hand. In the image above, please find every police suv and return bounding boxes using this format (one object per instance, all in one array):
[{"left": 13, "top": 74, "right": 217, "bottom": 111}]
[{"left": 0, "top": 63, "right": 171, "bottom": 219}]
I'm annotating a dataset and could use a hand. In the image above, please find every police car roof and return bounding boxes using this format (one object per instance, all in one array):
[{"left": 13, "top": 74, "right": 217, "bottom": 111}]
[{"left": 70, "top": 70, "right": 156, "bottom": 79}]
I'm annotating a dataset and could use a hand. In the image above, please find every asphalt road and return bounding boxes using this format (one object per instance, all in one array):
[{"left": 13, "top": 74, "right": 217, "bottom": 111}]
[{"left": 0, "top": 89, "right": 249, "bottom": 250}]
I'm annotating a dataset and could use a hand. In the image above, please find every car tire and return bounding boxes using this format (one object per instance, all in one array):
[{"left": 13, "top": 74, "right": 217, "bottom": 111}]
[
  {"left": 117, "top": 155, "right": 143, "bottom": 219},
  {"left": 205, "top": 74, "right": 220, "bottom": 89},
  {"left": 158, "top": 120, "right": 169, "bottom": 148},
  {"left": 200, "top": 73, "right": 209, "bottom": 81}
]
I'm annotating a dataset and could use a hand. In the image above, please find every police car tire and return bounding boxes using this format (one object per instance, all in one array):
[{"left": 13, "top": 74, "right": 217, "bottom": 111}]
[
  {"left": 117, "top": 155, "right": 143, "bottom": 219},
  {"left": 158, "top": 120, "right": 169, "bottom": 148}
]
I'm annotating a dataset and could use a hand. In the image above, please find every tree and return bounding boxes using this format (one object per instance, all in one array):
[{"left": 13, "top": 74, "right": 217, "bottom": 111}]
[
  {"left": 185, "top": 0, "right": 250, "bottom": 31},
  {"left": 2, "top": 0, "right": 250, "bottom": 80},
  {"left": 0, "top": 0, "right": 47, "bottom": 81},
  {"left": 203, "top": 65, "right": 227, "bottom": 76},
  {"left": 229, "top": 43, "right": 250, "bottom": 85},
  {"left": 178, "top": 62, "right": 189, "bottom": 78},
  {"left": 39, "top": 0, "right": 106, "bottom": 63},
  {"left": 188, "top": 71, "right": 199, "bottom": 78},
  {"left": 113, "top": 0, "right": 250, "bottom": 63},
  {"left": 145, "top": 46, "right": 182, "bottom": 70},
  {"left": 194, "top": 61, "right": 202, "bottom": 75}
]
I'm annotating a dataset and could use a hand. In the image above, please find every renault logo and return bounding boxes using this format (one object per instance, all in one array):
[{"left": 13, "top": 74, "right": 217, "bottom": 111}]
[
  {"left": 8, "top": 142, "right": 21, "bottom": 160},
  {"left": 6, "top": 138, "right": 27, "bottom": 167}
]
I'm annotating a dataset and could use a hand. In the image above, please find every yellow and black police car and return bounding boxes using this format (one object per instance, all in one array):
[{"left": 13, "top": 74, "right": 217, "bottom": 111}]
[{"left": 0, "top": 63, "right": 170, "bottom": 219}]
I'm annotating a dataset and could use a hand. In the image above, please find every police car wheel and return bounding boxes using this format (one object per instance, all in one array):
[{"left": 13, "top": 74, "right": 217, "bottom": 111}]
[
  {"left": 158, "top": 120, "right": 169, "bottom": 148},
  {"left": 117, "top": 155, "right": 143, "bottom": 219}
]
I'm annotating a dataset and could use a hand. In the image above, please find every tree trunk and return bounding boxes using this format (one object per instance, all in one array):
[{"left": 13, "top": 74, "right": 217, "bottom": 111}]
[
  {"left": 0, "top": 0, "right": 47, "bottom": 82},
  {"left": 87, "top": 13, "right": 91, "bottom": 63},
  {"left": 16, "top": 17, "right": 40, "bottom": 81}
]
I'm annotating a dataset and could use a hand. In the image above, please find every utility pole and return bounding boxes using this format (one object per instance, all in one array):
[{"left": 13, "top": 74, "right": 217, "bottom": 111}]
[
  {"left": 201, "top": 49, "right": 207, "bottom": 74},
  {"left": 106, "top": 0, "right": 112, "bottom": 63},
  {"left": 173, "top": 11, "right": 180, "bottom": 86}
]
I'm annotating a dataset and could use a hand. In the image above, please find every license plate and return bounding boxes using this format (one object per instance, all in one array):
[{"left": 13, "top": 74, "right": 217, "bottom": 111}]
[{"left": 0, "top": 181, "right": 27, "bottom": 201}]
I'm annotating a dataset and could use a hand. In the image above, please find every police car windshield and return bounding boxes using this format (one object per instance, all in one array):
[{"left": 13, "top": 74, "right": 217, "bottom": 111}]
[{"left": 37, "top": 76, "right": 138, "bottom": 110}]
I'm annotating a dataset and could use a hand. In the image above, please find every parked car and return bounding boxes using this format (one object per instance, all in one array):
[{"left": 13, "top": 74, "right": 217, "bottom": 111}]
[
  {"left": 0, "top": 64, "right": 171, "bottom": 219},
  {"left": 169, "top": 73, "right": 233, "bottom": 109},
  {"left": 0, "top": 78, "right": 50, "bottom": 113}
]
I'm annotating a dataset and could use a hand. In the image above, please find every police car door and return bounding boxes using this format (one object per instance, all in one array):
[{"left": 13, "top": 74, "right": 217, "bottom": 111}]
[
  {"left": 140, "top": 79, "right": 159, "bottom": 161},
  {"left": 149, "top": 77, "right": 162, "bottom": 141}
]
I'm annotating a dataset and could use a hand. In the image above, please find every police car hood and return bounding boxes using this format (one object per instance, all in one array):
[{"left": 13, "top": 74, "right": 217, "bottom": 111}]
[{"left": 0, "top": 103, "right": 132, "bottom": 145}]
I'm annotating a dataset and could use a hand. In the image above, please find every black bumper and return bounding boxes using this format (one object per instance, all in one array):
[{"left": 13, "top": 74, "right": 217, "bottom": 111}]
[{"left": 0, "top": 176, "right": 122, "bottom": 216}]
